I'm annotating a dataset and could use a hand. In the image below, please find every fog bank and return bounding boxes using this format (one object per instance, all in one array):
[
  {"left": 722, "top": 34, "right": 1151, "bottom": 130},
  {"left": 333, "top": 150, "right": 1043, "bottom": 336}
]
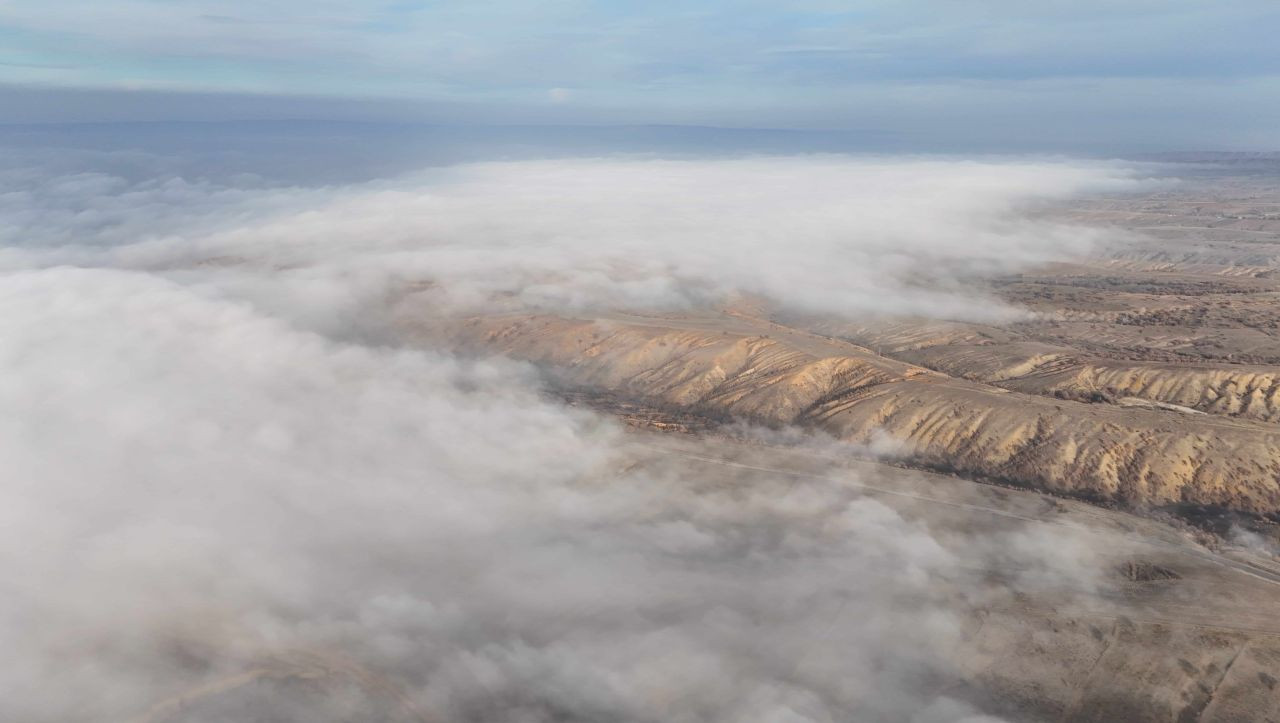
[{"left": 0, "top": 153, "right": 1141, "bottom": 721}]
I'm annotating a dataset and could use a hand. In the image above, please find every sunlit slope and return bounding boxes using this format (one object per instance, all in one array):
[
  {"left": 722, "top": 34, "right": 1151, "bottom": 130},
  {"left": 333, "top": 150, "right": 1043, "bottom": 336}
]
[
  {"left": 423, "top": 312, "right": 1280, "bottom": 516},
  {"left": 797, "top": 319, "right": 1280, "bottom": 422}
]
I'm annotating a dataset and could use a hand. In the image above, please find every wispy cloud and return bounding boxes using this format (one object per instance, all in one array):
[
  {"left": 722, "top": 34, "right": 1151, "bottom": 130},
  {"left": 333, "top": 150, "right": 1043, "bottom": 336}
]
[
  {"left": 0, "top": 1, "right": 1277, "bottom": 147},
  {"left": 0, "top": 147, "right": 1138, "bottom": 720},
  {"left": 0, "top": 155, "right": 1144, "bottom": 325}
]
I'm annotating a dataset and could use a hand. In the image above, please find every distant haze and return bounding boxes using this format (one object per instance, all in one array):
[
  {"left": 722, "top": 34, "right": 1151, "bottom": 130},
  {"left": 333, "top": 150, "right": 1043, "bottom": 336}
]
[{"left": 1, "top": 0, "right": 1278, "bottom": 151}]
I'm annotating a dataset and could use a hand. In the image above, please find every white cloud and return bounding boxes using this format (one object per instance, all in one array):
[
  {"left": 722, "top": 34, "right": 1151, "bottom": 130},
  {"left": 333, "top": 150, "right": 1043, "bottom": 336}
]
[
  {"left": 0, "top": 153, "right": 1135, "bottom": 721},
  {"left": 1, "top": 156, "right": 1143, "bottom": 331},
  {"left": 0, "top": 264, "right": 1008, "bottom": 721}
]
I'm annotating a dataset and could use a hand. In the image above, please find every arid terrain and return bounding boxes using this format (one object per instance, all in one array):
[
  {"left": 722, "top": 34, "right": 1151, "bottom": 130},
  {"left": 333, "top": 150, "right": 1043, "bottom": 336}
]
[
  {"left": 403, "top": 160, "right": 1280, "bottom": 526},
  {"left": 133, "top": 429, "right": 1280, "bottom": 723},
  {"left": 20, "top": 154, "right": 1280, "bottom": 723},
  {"left": 376, "top": 158, "right": 1280, "bottom": 722}
]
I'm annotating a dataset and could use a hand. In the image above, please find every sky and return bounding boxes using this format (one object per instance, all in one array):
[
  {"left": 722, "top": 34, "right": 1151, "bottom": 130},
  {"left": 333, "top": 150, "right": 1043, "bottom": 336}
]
[{"left": 0, "top": 1, "right": 1278, "bottom": 149}]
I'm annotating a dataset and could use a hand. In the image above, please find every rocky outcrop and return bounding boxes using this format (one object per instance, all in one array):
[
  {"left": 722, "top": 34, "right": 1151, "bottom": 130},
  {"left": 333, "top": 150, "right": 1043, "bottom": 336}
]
[
  {"left": 421, "top": 313, "right": 1280, "bottom": 517},
  {"left": 797, "top": 318, "right": 1280, "bottom": 422}
]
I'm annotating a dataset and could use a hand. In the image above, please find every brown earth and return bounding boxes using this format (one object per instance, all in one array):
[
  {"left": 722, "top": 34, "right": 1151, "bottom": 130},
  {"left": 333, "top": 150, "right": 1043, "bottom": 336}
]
[
  {"left": 412, "top": 309, "right": 1280, "bottom": 518},
  {"left": 399, "top": 169, "right": 1280, "bottom": 523},
  {"left": 135, "top": 430, "right": 1280, "bottom": 723},
  {"left": 141, "top": 161, "right": 1280, "bottom": 722}
]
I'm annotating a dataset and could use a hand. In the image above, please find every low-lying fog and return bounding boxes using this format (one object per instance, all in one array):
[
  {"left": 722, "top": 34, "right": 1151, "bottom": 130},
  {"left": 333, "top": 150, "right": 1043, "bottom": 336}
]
[{"left": 0, "top": 145, "right": 1148, "bottom": 721}]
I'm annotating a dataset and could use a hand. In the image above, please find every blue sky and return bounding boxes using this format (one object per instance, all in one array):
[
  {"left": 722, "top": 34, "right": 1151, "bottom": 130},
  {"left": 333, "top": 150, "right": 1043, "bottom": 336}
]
[{"left": 1, "top": 1, "right": 1277, "bottom": 148}]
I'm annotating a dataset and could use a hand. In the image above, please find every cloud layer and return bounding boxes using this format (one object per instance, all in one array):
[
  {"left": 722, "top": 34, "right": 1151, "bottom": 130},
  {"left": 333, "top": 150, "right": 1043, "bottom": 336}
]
[
  {"left": 2, "top": 155, "right": 1143, "bottom": 328},
  {"left": 0, "top": 153, "right": 1136, "bottom": 721},
  {"left": 1, "top": 264, "right": 1050, "bottom": 722}
]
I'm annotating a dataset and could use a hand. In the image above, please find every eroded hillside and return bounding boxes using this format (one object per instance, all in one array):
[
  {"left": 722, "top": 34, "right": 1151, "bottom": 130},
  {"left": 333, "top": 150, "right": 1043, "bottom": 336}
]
[
  {"left": 399, "top": 166, "right": 1280, "bottom": 523},
  {"left": 413, "top": 310, "right": 1280, "bottom": 517}
]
